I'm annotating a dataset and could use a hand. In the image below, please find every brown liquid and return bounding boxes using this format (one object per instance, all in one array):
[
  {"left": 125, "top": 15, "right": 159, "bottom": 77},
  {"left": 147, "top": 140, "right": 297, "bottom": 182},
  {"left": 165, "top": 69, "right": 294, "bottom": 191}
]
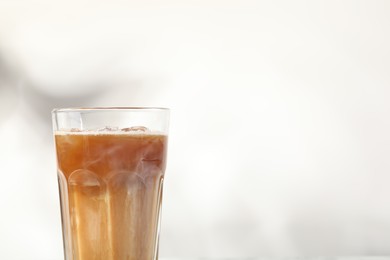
[{"left": 55, "top": 132, "right": 167, "bottom": 260}]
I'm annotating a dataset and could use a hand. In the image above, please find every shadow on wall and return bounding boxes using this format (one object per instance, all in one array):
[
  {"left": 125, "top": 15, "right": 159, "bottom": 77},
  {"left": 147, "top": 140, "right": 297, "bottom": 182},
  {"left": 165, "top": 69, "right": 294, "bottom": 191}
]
[
  {"left": 0, "top": 54, "right": 97, "bottom": 124},
  {"left": 0, "top": 50, "right": 132, "bottom": 127},
  {"left": 0, "top": 54, "right": 18, "bottom": 123}
]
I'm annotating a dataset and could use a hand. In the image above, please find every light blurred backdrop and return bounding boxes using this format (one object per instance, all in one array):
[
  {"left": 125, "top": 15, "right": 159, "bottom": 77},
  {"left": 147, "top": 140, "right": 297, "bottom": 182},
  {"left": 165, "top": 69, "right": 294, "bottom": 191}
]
[{"left": 1, "top": 0, "right": 390, "bottom": 259}]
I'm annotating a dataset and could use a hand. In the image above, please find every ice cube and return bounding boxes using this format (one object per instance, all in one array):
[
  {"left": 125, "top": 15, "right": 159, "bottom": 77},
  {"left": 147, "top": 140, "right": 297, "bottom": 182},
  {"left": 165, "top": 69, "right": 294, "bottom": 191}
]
[
  {"left": 98, "top": 126, "right": 119, "bottom": 132},
  {"left": 121, "top": 126, "right": 149, "bottom": 132}
]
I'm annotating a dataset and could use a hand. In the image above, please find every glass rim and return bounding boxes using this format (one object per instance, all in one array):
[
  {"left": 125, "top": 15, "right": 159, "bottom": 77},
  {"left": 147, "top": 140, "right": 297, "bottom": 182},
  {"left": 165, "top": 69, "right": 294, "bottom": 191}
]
[{"left": 52, "top": 107, "right": 170, "bottom": 113}]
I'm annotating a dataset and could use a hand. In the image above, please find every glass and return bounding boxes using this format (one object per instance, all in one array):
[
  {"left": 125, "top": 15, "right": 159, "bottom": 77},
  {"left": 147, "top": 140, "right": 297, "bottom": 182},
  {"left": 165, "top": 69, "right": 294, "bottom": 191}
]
[{"left": 52, "top": 107, "right": 169, "bottom": 260}]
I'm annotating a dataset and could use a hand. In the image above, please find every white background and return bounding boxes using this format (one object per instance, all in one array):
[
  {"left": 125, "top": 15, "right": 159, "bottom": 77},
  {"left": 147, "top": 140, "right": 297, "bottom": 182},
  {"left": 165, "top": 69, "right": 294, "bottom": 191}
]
[{"left": 0, "top": 0, "right": 390, "bottom": 259}]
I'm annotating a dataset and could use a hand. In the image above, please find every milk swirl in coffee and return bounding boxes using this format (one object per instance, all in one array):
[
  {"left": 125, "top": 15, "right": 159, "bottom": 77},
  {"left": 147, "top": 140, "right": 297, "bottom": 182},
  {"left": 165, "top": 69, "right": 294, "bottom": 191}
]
[{"left": 55, "top": 127, "right": 167, "bottom": 260}]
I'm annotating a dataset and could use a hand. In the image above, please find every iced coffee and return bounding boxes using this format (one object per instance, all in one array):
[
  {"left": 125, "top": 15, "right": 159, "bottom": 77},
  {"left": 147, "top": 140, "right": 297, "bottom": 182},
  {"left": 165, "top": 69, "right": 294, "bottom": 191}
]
[{"left": 55, "top": 128, "right": 167, "bottom": 260}]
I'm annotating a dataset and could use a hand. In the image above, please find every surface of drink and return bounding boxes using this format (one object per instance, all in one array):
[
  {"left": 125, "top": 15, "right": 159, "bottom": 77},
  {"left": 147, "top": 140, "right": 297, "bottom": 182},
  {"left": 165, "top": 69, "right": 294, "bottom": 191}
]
[{"left": 55, "top": 130, "right": 167, "bottom": 260}]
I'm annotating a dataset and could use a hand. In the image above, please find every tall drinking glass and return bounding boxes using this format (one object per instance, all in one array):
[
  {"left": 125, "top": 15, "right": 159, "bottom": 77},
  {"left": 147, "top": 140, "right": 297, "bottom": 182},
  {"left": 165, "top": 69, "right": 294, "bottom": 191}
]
[{"left": 52, "top": 108, "right": 169, "bottom": 260}]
